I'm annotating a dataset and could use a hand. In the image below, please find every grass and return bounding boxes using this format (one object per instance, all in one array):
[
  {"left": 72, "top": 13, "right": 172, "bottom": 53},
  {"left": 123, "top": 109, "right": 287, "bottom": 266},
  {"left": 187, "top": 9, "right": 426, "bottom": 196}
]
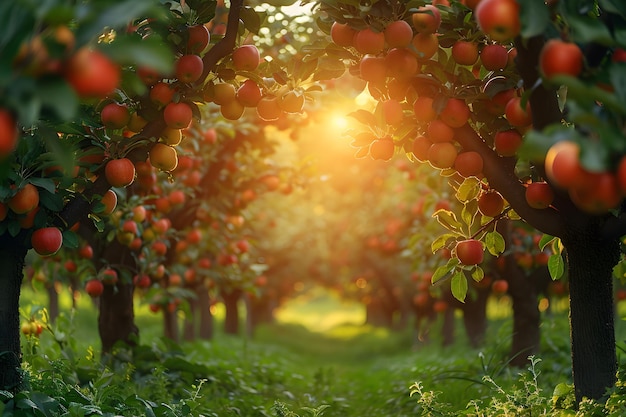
[{"left": 16, "top": 283, "right": 626, "bottom": 416}]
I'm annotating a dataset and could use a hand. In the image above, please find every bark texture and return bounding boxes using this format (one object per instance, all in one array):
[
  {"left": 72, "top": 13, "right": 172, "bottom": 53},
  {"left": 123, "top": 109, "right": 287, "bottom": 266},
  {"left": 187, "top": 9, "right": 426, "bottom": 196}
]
[
  {"left": 0, "top": 242, "right": 28, "bottom": 392},
  {"left": 564, "top": 230, "right": 619, "bottom": 402},
  {"left": 99, "top": 281, "right": 139, "bottom": 353}
]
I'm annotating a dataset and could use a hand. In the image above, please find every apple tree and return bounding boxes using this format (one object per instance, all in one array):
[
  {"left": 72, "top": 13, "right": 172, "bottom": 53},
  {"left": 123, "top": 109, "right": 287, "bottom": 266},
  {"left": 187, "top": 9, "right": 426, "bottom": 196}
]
[{"left": 305, "top": 0, "right": 626, "bottom": 403}]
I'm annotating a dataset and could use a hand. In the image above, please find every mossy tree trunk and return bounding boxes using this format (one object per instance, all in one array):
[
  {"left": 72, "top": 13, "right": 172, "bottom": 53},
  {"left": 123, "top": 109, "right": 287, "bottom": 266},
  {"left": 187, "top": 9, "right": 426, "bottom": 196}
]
[{"left": 0, "top": 241, "right": 28, "bottom": 393}]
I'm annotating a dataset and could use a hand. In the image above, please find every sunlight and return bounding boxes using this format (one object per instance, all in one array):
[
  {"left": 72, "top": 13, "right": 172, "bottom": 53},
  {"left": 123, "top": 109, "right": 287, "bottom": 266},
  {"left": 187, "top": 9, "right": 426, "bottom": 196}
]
[{"left": 332, "top": 115, "right": 349, "bottom": 130}]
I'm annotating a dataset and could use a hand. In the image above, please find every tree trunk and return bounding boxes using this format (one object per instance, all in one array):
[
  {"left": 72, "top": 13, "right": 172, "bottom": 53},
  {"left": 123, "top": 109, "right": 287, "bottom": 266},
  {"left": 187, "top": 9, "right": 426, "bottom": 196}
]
[
  {"left": 91, "top": 232, "right": 141, "bottom": 356},
  {"left": 506, "top": 259, "right": 541, "bottom": 367},
  {"left": 441, "top": 307, "right": 455, "bottom": 346},
  {"left": 461, "top": 286, "right": 489, "bottom": 348},
  {"left": 564, "top": 232, "right": 619, "bottom": 402},
  {"left": 99, "top": 281, "right": 139, "bottom": 353},
  {"left": 46, "top": 281, "right": 59, "bottom": 323},
  {"left": 0, "top": 242, "right": 28, "bottom": 393},
  {"left": 163, "top": 307, "right": 179, "bottom": 342},
  {"left": 197, "top": 287, "right": 213, "bottom": 340},
  {"left": 183, "top": 296, "right": 197, "bottom": 341},
  {"left": 365, "top": 297, "right": 394, "bottom": 327},
  {"left": 222, "top": 288, "right": 242, "bottom": 335}
]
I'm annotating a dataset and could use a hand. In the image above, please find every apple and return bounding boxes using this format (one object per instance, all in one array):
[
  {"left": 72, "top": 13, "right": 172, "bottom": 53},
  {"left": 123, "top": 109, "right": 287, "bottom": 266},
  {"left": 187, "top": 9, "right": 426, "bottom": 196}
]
[
  {"left": 475, "top": 0, "right": 520, "bottom": 42},
  {"left": 505, "top": 97, "right": 532, "bottom": 127},
  {"left": 525, "top": 181, "right": 554, "bottom": 209},
  {"left": 478, "top": 190, "right": 505, "bottom": 217},
  {"left": 0, "top": 109, "right": 18, "bottom": 158},
  {"left": 412, "top": 5, "right": 441, "bottom": 34},
  {"left": 440, "top": 98, "right": 470, "bottom": 128},
  {"left": 359, "top": 55, "right": 387, "bottom": 84},
  {"left": 149, "top": 143, "right": 178, "bottom": 172},
  {"left": 481, "top": 44, "right": 508, "bottom": 71},
  {"left": 384, "top": 20, "right": 413, "bottom": 48},
  {"left": 454, "top": 151, "right": 483, "bottom": 177},
  {"left": 451, "top": 40, "right": 479, "bottom": 66},
  {"left": 150, "top": 82, "right": 175, "bottom": 107},
  {"left": 330, "top": 22, "right": 356, "bottom": 47},
  {"left": 491, "top": 279, "right": 509, "bottom": 294},
  {"left": 8, "top": 183, "right": 39, "bottom": 214},
  {"left": 427, "top": 142, "right": 458, "bottom": 169},
  {"left": 175, "top": 54, "right": 204, "bottom": 83},
  {"left": 455, "top": 239, "right": 484, "bottom": 265},
  {"left": 413, "top": 96, "right": 437, "bottom": 122},
  {"left": 105, "top": 158, "right": 135, "bottom": 187},
  {"left": 539, "top": 39, "right": 583, "bottom": 80},
  {"left": 544, "top": 140, "right": 587, "bottom": 189},
  {"left": 163, "top": 102, "right": 193, "bottom": 129},
  {"left": 31, "top": 227, "right": 63, "bottom": 256},
  {"left": 85, "top": 279, "right": 104, "bottom": 297},
  {"left": 65, "top": 47, "right": 120, "bottom": 98},
  {"left": 186, "top": 24, "right": 210, "bottom": 53},
  {"left": 236, "top": 79, "right": 262, "bottom": 107},
  {"left": 353, "top": 28, "right": 385, "bottom": 54},
  {"left": 370, "top": 137, "right": 395, "bottom": 160},
  {"left": 101, "top": 102, "right": 130, "bottom": 129},
  {"left": 494, "top": 129, "right": 523, "bottom": 156},
  {"left": 232, "top": 45, "right": 260, "bottom": 71},
  {"left": 385, "top": 48, "right": 419, "bottom": 79}
]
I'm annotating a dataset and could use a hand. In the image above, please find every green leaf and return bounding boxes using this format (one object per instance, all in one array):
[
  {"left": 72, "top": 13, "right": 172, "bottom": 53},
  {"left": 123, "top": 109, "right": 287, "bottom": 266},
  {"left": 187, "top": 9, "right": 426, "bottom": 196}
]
[
  {"left": 538, "top": 234, "right": 556, "bottom": 251},
  {"left": 461, "top": 199, "right": 478, "bottom": 229},
  {"left": 484, "top": 230, "right": 505, "bottom": 256},
  {"left": 455, "top": 177, "right": 481, "bottom": 202},
  {"left": 76, "top": 0, "right": 159, "bottom": 44},
  {"left": 240, "top": 6, "right": 262, "bottom": 35},
  {"left": 451, "top": 270, "right": 468, "bottom": 302},
  {"left": 431, "top": 233, "right": 457, "bottom": 253},
  {"left": 431, "top": 258, "right": 459, "bottom": 284},
  {"left": 29, "top": 177, "right": 56, "bottom": 194},
  {"left": 432, "top": 209, "right": 462, "bottom": 232},
  {"left": 294, "top": 58, "right": 319, "bottom": 82},
  {"left": 610, "top": 63, "right": 626, "bottom": 108},
  {"left": 347, "top": 109, "right": 377, "bottom": 129},
  {"left": 39, "top": 189, "right": 64, "bottom": 212},
  {"left": 23, "top": 392, "right": 59, "bottom": 417},
  {"left": 8, "top": 220, "right": 21, "bottom": 237},
  {"left": 567, "top": 13, "right": 614, "bottom": 46},
  {"left": 553, "top": 382, "right": 573, "bottom": 398},
  {"left": 470, "top": 265, "right": 484, "bottom": 282},
  {"left": 100, "top": 35, "right": 174, "bottom": 75},
  {"left": 520, "top": 0, "right": 551, "bottom": 39},
  {"left": 62, "top": 230, "right": 79, "bottom": 249},
  {"left": 38, "top": 79, "right": 78, "bottom": 121},
  {"left": 548, "top": 254, "right": 565, "bottom": 280}
]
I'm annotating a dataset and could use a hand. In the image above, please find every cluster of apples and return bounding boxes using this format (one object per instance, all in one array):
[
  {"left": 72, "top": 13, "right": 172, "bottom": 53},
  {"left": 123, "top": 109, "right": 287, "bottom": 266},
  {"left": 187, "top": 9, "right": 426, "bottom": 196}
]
[
  {"left": 98, "top": 24, "right": 216, "bottom": 195},
  {"left": 203, "top": 44, "right": 306, "bottom": 123}
]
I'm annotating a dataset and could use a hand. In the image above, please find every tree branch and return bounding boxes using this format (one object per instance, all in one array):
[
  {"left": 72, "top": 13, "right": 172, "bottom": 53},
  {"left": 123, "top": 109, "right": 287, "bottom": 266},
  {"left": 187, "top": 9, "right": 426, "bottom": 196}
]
[
  {"left": 454, "top": 124, "right": 566, "bottom": 238},
  {"left": 200, "top": 0, "right": 243, "bottom": 81}
]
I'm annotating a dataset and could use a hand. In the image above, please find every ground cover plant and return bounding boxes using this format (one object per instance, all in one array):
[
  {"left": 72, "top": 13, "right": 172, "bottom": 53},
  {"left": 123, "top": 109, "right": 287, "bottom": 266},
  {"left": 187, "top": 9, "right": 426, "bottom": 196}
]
[{"left": 6, "top": 285, "right": 626, "bottom": 416}]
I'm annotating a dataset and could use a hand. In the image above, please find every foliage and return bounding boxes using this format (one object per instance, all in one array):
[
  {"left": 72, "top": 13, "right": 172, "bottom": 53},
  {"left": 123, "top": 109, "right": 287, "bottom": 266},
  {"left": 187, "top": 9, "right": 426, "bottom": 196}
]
[{"left": 9, "top": 293, "right": 626, "bottom": 416}]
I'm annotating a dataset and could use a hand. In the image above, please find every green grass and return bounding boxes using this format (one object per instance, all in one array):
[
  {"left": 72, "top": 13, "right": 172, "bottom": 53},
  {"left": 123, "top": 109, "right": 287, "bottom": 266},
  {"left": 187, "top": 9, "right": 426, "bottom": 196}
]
[{"left": 15, "top": 283, "right": 626, "bottom": 416}]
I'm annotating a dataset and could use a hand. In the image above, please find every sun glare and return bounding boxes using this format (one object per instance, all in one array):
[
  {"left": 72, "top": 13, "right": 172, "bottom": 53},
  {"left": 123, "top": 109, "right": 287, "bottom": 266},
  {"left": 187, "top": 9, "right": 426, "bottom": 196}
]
[{"left": 332, "top": 115, "right": 349, "bottom": 129}]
